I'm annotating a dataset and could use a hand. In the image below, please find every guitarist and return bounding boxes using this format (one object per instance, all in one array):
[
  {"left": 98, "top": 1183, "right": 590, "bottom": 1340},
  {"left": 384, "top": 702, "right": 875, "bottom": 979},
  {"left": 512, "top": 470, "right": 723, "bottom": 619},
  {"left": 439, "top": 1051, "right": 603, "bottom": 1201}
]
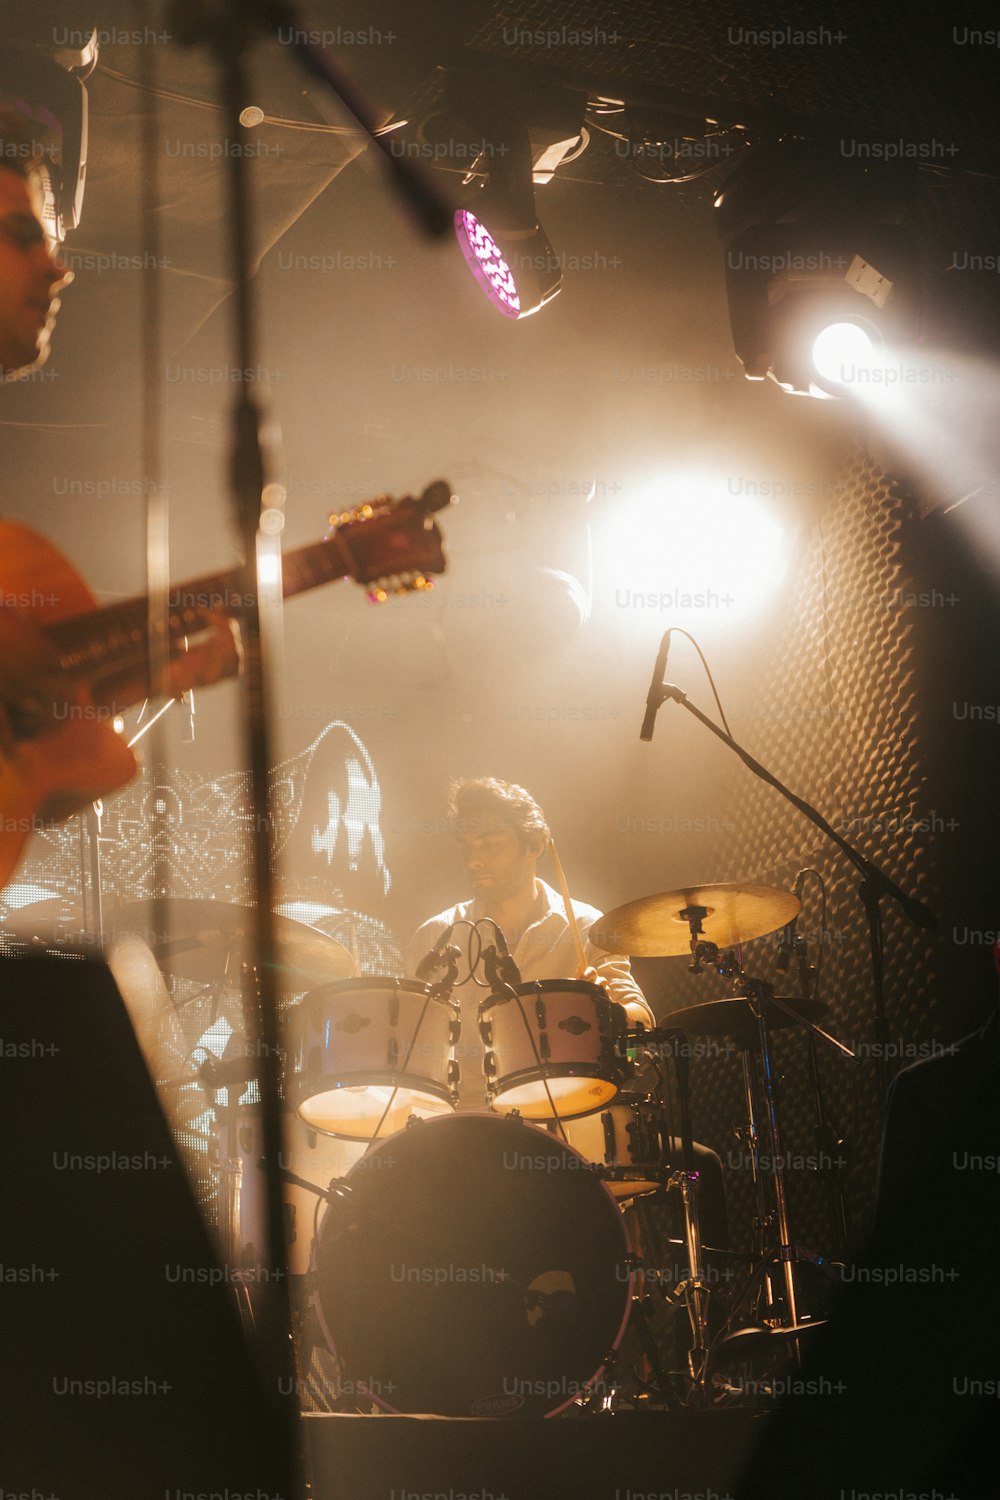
[{"left": 0, "top": 118, "right": 239, "bottom": 876}]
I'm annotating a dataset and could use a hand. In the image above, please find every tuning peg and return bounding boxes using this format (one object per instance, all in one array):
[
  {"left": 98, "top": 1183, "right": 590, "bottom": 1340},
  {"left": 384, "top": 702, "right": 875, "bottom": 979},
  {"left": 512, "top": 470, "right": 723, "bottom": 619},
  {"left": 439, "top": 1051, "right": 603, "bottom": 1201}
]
[{"left": 419, "top": 480, "right": 455, "bottom": 513}]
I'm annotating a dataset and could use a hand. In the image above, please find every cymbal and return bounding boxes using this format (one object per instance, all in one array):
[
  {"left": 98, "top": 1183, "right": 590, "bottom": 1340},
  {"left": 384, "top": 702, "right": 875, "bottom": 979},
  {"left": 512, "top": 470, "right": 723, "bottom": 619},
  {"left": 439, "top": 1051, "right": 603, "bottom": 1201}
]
[
  {"left": 592, "top": 882, "right": 801, "bottom": 957},
  {"left": 711, "top": 1321, "right": 828, "bottom": 1362},
  {"left": 107, "top": 898, "right": 356, "bottom": 996},
  {"left": 663, "top": 995, "right": 827, "bottom": 1040}
]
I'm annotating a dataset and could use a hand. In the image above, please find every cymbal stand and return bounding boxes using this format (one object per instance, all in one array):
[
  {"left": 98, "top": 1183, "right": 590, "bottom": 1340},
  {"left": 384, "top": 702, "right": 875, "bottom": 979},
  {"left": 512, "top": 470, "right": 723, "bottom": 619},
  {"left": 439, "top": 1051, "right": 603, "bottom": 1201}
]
[
  {"left": 687, "top": 936, "right": 805, "bottom": 1348},
  {"left": 744, "top": 980, "right": 801, "bottom": 1342},
  {"left": 792, "top": 916, "right": 851, "bottom": 1259},
  {"left": 663, "top": 1026, "right": 711, "bottom": 1395}
]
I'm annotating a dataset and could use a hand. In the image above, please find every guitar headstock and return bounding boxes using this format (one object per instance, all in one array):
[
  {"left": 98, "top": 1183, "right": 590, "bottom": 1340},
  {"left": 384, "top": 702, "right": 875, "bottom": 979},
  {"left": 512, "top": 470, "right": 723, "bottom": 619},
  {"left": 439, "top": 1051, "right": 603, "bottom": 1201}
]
[{"left": 328, "top": 479, "right": 453, "bottom": 602}]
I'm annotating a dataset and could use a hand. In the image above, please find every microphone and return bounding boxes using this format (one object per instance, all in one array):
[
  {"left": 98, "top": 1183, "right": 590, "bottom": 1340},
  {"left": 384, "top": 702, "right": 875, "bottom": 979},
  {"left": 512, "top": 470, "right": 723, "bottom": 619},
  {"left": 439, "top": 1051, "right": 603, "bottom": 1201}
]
[
  {"left": 775, "top": 918, "right": 797, "bottom": 976},
  {"left": 776, "top": 871, "right": 806, "bottom": 976},
  {"left": 492, "top": 926, "right": 522, "bottom": 987},
  {"left": 415, "top": 922, "right": 456, "bottom": 980},
  {"left": 639, "top": 630, "right": 672, "bottom": 742}
]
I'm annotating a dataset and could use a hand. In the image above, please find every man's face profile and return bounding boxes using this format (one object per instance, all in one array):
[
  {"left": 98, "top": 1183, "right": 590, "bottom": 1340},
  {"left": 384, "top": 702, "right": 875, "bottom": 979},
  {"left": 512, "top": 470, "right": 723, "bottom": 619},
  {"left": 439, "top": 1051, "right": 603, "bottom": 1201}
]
[{"left": 0, "top": 167, "right": 69, "bottom": 376}]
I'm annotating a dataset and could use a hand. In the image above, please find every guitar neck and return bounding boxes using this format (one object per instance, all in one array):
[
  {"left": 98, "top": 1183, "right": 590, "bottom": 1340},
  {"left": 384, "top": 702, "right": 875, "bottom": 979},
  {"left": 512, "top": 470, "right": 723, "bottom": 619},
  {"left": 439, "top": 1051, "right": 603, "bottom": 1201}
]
[{"left": 44, "top": 534, "right": 354, "bottom": 688}]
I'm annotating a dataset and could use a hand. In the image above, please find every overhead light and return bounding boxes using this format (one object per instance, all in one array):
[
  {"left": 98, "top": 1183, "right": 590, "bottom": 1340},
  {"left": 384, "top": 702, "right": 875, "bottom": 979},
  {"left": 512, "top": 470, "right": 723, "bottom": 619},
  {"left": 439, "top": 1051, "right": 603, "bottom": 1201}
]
[
  {"left": 0, "top": 37, "right": 96, "bottom": 240},
  {"left": 430, "top": 59, "right": 585, "bottom": 318},
  {"left": 453, "top": 203, "right": 560, "bottom": 320},
  {"left": 593, "top": 471, "right": 788, "bottom": 629},
  {"left": 810, "top": 317, "right": 879, "bottom": 387},
  {"left": 715, "top": 141, "right": 919, "bottom": 398}
]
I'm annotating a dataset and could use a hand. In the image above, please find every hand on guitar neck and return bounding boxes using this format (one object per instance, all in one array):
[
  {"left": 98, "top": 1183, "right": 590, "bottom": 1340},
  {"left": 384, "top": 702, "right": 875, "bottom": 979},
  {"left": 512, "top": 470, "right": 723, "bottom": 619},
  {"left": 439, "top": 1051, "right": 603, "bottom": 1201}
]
[
  {"left": 0, "top": 587, "right": 240, "bottom": 864},
  {"left": 0, "top": 481, "right": 452, "bottom": 888}
]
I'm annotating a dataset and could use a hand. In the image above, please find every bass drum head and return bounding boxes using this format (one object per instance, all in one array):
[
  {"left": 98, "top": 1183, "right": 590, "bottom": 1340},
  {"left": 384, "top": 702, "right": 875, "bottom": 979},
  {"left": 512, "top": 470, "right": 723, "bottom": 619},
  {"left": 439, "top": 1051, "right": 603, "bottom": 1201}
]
[{"left": 314, "top": 1113, "right": 633, "bottom": 1418}]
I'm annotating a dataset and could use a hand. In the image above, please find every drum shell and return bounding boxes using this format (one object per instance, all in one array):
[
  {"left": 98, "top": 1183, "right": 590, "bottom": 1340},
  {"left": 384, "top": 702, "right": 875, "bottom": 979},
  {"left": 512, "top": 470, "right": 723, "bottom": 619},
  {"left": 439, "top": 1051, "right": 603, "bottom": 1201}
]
[
  {"left": 480, "top": 979, "right": 627, "bottom": 1121},
  {"left": 313, "top": 1112, "right": 635, "bottom": 1418},
  {"left": 293, "top": 977, "right": 459, "bottom": 1140},
  {"left": 561, "top": 1099, "right": 671, "bottom": 1199},
  {"left": 212, "top": 1107, "right": 365, "bottom": 1276}
]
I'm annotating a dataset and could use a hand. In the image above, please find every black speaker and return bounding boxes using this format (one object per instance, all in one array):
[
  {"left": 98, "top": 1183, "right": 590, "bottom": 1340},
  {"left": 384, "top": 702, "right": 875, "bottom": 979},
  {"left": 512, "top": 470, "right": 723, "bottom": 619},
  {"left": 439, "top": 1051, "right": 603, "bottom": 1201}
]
[{"left": 0, "top": 954, "right": 296, "bottom": 1498}]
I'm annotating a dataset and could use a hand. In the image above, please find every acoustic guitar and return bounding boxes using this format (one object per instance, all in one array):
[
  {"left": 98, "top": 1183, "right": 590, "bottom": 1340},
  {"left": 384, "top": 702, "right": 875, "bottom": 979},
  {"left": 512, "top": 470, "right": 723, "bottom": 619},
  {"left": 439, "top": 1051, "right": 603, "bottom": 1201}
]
[{"left": 0, "top": 480, "right": 450, "bottom": 887}]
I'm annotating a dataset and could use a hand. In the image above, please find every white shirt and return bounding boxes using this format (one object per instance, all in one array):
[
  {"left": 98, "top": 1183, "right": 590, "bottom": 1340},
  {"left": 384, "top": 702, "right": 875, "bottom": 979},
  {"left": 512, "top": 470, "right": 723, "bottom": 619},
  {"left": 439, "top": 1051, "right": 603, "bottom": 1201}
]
[{"left": 404, "top": 879, "right": 654, "bottom": 1111}]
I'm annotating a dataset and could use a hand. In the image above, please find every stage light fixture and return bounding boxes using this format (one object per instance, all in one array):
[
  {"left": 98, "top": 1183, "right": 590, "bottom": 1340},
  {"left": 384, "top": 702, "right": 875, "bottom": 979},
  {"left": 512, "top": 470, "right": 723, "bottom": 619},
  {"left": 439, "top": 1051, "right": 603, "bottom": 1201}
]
[
  {"left": 0, "top": 33, "right": 96, "bottom": 240},
  {"left": 715, "top": 142, "right": 919, "bottom": 398},
  {"left": 434, "top": 61, "right": 585, "bottom": 318},
  {"left": 593, "top": 473, "right": 788, "bottom": 629},
  {"left": 453, "top": 202, "right": 561, "bottom": 320},
  {"left": 810, "top": 318, "right": 879, "bottom": 386}
]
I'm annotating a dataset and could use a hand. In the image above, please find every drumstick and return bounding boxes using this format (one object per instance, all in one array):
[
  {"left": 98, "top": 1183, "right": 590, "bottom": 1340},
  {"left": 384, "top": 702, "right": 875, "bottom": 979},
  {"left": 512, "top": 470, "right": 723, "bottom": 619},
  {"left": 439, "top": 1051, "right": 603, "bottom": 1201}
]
[{"left": 548, "top": 836, "right": 589, "bottom": 976}]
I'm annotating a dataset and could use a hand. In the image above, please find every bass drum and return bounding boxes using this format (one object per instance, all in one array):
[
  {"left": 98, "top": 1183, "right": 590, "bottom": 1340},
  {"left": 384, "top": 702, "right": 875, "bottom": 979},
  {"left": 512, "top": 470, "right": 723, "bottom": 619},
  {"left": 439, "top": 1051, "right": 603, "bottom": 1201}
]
[{"left": 313, "top": 1113, "right": 635, "bottom": 1418}]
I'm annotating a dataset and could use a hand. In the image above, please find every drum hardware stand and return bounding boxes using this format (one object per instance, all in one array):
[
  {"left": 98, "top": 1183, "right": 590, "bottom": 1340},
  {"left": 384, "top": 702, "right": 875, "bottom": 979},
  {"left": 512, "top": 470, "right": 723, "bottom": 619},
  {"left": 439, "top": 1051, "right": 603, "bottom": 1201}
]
[
  {"left": 78, "top": 800, "right": 106, "bottom": 946},
  {"left": 641, "top": 679, "right": 936, "bottom": 1114},
  {"left": 665, "top": 1023, "right": 713, "bottom": 1395},
  {"left": 789, "top": 897, "right": 852, "bottom": 1259},
  {"left": 656, "top": 1168, "right": 710, "bottom": 1393},
  {"left": 682, "top": 912, "right": 855, "bottom": 1341}
]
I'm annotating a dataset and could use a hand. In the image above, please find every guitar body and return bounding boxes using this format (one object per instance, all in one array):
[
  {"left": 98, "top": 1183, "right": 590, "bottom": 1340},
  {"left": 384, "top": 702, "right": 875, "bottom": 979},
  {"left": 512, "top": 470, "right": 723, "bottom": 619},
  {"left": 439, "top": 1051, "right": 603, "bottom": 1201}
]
[{"left": 0, "top": 522, "right": 138, "bottom": 889}]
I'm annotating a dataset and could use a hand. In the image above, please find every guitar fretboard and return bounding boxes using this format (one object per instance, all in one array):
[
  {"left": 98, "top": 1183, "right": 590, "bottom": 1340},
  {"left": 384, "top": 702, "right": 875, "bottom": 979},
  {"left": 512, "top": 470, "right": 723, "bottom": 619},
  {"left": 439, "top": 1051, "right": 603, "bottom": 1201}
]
[{"left": 44, "top": 533, "right": 356, "bottom": 684}]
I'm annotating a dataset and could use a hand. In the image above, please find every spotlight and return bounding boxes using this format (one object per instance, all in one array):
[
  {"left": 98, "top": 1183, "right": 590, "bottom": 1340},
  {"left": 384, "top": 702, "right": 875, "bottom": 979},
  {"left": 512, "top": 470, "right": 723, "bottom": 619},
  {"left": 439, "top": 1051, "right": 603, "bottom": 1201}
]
[
  {"left": 0, "top": 32, "right": 97, "bottom": 240},
  {"left": 432, "top": 60, "right": 585, "bottom": 318},
  {"left": 593, "top": 472, "right": 788, "bottom": 629},
  {"left": 715, "top": 142, "right": 919, "bottom": 398},
  {"left": 453, "top": 205, "right": 560, "bottom": 320},
  {"left": 810, "top": 318, "right": 879, "bottom": 386}
]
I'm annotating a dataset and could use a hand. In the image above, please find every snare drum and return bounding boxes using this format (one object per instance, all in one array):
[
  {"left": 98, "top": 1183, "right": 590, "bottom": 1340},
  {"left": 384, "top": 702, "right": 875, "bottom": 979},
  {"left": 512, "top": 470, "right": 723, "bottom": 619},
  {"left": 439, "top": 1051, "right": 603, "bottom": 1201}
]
[
  {"left": 293, "top": 977, "right": 460, "bottom": 1141},
  {"left": 480, "top": 979, "right": 627, "bottom": 1121},
  {"left": 312, "top": 1112, "right": 635, "bottom": 1417},
  {"left": 561, "top": 1098, "right": 673, "bottom": 1199}
]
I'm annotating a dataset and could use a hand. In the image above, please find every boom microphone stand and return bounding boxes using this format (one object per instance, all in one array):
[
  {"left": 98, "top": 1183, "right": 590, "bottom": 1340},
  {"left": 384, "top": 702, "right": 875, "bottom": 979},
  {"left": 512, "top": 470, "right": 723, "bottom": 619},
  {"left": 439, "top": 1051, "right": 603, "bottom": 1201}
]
[
  {"left": 165, "top": 4, "right": 453, "bottom": 1486},
  {"left": 642, "top": 680, "right": 936, "bottom": 1114}
]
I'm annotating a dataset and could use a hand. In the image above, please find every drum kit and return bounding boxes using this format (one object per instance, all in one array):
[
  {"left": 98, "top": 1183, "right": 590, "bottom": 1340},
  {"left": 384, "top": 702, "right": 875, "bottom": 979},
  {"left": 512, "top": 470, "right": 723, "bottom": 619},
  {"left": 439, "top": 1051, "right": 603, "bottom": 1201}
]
[
  {"left": 101, "top": 874, "right": 851, "bottom": 1418},
  {"left": 0, "top": 867, "right": 852, "bottom": 1414}
]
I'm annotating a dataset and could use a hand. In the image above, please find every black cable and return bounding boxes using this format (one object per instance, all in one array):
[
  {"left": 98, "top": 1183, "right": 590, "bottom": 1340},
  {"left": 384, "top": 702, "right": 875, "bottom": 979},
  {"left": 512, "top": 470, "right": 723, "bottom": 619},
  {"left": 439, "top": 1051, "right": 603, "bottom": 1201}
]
[{"left": 667, "top": 628, "right": 734, "bottom": 737}]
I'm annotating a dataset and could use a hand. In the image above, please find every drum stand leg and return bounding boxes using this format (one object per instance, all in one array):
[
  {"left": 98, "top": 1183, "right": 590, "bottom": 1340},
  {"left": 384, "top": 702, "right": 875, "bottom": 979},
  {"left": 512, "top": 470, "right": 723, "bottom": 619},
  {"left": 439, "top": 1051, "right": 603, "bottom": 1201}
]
[
  {"left": 748, "top": 998, "right": 806, "bottom": 1365},
  {"left": 665, "top": 1035, "right": 712, "bottom": 1399},
  {"left": 663, "top": 1169, "right": 711, "bottom": 1398}
]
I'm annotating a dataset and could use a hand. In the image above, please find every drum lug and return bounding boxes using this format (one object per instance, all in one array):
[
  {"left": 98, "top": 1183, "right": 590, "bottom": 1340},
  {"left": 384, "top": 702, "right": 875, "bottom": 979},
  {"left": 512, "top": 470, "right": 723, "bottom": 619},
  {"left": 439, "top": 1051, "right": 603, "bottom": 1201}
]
[
  {"left": 601, "top": 1110, "right": 616, "bottom": 1163},
  {"left": 447, "top": 1059, "right": 461, "bottom": 1091},
  {"left": 478, "top": 1017, "right": 492, "bottom": 1047},
  {"left": 387, "top": 1036, "right": 398, "bottom": 1068},
  {"left": 450, "top": 1017, "right": 462, "bottom": 1047}
]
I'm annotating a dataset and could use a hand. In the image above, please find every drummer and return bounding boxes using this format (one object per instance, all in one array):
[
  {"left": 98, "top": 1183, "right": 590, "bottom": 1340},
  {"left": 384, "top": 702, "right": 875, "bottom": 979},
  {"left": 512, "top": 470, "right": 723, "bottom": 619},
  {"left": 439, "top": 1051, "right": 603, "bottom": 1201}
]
[{"left": 403, "top": 777, "right": 655, "bottom": 1112}]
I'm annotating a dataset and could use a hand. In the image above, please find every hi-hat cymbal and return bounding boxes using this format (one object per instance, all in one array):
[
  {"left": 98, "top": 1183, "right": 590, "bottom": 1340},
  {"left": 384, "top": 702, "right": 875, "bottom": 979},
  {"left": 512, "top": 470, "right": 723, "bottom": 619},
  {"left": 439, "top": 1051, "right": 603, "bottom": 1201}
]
[
  {"left": 664, "top": 995, "right": 827, "bottom": 1040},
  {"left": 107, "top": 898, "right": 356, "bottom": 996},
  {"left": 592, "top": 882, "right": 801, "bottom": 957}
]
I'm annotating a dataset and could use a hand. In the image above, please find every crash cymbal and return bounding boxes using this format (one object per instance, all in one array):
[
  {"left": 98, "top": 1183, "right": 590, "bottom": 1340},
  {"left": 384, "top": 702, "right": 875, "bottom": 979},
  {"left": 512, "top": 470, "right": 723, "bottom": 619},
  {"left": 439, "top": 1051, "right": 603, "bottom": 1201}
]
[
  {"left": 663, "top": 994, "right": 827, "bottom": 1040},
  {"left": 592, "top": 882, "right": 801, "bottom": 957},
  {"left": 107, "top": 898, "right": 356, "bottom": 996}
]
